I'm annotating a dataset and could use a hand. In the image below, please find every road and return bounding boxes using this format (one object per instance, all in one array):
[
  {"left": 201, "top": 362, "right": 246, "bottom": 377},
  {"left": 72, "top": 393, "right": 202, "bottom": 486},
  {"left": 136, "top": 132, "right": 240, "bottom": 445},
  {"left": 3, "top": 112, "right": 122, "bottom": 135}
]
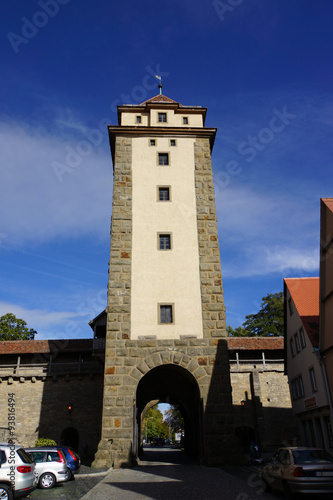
[{"left": 80, "top": 446, "right": 276, "bottom": 500}]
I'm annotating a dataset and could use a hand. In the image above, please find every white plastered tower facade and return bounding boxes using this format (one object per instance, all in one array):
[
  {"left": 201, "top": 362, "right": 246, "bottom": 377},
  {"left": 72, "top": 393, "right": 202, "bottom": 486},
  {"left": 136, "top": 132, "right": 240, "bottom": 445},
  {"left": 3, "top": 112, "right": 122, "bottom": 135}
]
[{"left": 93, "top": 93, "right": 238, "bottom": 468}]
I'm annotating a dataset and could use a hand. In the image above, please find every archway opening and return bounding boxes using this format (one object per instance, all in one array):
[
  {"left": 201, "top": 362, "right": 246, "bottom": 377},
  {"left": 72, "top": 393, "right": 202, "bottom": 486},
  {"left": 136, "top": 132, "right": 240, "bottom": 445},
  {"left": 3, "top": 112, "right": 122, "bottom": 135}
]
[
  {"left": 60, "top": 427, "right": 79, "bottom": 452},
  {"left": 135, "top": 364, "right": 203, "bottom": 462}
]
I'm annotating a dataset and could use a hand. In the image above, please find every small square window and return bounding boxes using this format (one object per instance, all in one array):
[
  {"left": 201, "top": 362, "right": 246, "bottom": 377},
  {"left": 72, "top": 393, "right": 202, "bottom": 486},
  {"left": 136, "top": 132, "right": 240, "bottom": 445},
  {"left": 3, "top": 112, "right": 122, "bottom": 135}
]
[
  {"left": 150, "top": 139, "right": 156, "bottom": 146},
  {"left": 170, "top": 139, "right": 176, "bottom": 146},
  {"left": 159, "top": 234, "right": 171, "bottom": 250},
  {"left": 158, "top": 187, "right": 170, "bottom": 201},
  {"left": 183, "top": 117, "right": 188, "bottom": 125},
  {"left": 159, "top": 304, "right": 173, "bottom": 324},
  {"left": 136, "top": 116, "right": 142, "bottom": 124},
  {"left": 158, "top": 113, "right": 167, "bottom": 123},
  {"left": 158, "top": 153, "right": 169, "bottom": 165}
]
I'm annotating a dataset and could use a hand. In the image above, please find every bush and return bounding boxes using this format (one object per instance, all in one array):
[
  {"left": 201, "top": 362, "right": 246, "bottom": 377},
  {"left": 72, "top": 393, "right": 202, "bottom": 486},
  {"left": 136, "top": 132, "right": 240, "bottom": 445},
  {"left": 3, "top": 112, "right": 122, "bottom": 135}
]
[{"left": 35, "top": 438, "right": 57, "bottom": 447}]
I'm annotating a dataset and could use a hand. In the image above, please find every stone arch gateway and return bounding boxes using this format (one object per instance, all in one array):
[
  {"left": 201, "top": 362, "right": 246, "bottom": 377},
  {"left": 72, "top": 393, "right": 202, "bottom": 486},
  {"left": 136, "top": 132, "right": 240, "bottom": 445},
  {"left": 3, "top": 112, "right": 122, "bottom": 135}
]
[
  {"left": 92, "top": 93, "right": 240, "bottom": 468},
  {"left": 136, "top": 361, "right": 203, "bottom": 460}
]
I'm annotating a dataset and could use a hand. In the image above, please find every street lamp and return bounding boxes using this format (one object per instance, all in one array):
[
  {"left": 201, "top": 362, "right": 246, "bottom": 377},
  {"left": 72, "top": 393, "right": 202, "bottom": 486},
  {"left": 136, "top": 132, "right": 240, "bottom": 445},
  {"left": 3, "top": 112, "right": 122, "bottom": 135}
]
[{"left": 145, "top": 417, "right": 153, "bottom": 443}]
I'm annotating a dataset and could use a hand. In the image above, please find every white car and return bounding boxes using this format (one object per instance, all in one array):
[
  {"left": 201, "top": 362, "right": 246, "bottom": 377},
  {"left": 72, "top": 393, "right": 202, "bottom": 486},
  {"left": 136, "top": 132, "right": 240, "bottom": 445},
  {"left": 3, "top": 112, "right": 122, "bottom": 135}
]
[
  {"left": 0, "top": 444, "right": 37, "bottom": 499},
  {"left": 25, "top": 447, "right": 68, "bottom": 489}
]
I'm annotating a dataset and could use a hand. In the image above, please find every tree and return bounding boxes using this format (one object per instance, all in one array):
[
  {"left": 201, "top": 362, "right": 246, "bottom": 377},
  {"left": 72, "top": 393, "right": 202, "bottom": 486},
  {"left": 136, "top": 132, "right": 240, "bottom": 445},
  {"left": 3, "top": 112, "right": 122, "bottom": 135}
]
[
  {"left": 0, "top": 313, "right": 37, "bottom": 341},
  {"left": 143, "top": 405, "right": 168, "bottom": 441},
  {"left": 164, "top": 407, "right": 184, "bottom": 436},
  {"left": 227, "top": 292, "right": 284, "bottom": 337}
]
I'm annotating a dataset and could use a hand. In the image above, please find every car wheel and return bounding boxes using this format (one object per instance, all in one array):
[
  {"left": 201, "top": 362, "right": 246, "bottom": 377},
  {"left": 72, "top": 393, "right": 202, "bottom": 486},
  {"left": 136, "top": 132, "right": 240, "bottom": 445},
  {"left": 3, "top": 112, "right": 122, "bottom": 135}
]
[
  {"left": 0, "top": 484, "right": 13, "bottom": 500},
  {"left": 282, "top": 480, "right": 293, "bottom": 499},
  {"left": 66, "top": 467, "right": 74, "bottom": 481},
  {"left": 261, "top": 477, "right": 272, "bottom": 493},
  {"left": 39, "top": 472, "right": 56, "bottom": 489}
]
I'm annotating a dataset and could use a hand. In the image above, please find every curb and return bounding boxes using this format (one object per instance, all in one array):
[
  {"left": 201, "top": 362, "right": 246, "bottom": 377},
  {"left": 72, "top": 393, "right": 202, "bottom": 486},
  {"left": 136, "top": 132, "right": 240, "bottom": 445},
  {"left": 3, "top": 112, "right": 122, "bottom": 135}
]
[{"left": 79, "top": 468, "right": 113, "bottom": 500}]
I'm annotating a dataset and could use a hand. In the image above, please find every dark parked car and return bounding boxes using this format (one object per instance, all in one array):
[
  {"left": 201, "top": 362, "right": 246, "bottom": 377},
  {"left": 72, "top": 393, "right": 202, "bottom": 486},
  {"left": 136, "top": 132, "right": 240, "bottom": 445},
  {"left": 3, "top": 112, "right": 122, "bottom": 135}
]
[
  {"left": 262, "top": 447, "right": 333, "bottom": 495},
  {"left": 56, "top": 447, "right": 80, "bottom": 480},
  {"left": 151, "top": 437, "right": 164, "bottom": 447}
]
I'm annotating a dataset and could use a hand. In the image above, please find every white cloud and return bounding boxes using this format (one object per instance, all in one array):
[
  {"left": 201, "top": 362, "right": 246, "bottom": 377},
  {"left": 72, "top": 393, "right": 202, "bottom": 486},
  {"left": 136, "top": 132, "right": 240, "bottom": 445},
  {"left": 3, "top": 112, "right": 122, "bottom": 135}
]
[
  {"left": 216, "top": 185, "right": 320, "bottom": 278},
  {"left": 0, "top": 119, "right": 113, "bottom": 248}
]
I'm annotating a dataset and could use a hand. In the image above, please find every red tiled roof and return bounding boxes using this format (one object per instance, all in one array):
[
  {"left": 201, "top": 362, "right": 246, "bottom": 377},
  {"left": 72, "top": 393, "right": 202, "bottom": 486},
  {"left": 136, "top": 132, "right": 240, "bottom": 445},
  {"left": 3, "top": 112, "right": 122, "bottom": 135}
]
[
  {"left": 0, "top": 337, "right": 284, "bottom": 354},
  {"left": 0, "top": 339, "right": 93, "bottom": 354},
  {"left": 322, "top": 198, "right": 333, "bottom": 213},
  {"left": 284, "top": 277, "right": 319, "bottom": 316},
  {"left": 227, "top": 337, "right": 284, "bottom": 350},
  {"left": 284, "top": 277, "right": 319, "bottom": 347},
  {"left": 140, "top": 94, "right": 180, "bottom": 105}
]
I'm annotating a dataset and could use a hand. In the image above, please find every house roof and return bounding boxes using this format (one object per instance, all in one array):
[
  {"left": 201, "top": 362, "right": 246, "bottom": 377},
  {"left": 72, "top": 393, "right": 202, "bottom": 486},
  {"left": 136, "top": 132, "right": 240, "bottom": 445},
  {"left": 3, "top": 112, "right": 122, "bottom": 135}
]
[
  {"left": 284, "top": 277, "right": 319, "bottom": 347},
  {"left": 140, "top": 94, "right": 180, "bottom": 105},
  {"left": 227, "top": 337, "right": 284, "bottom": 350},
  {"left": 322, "top": 198, "right": 333, "bottom": 213},
  {"left": 0, "top": 339, "right": 94, "bottom": 354},
  {"left": 0, "top": 337, "right": 284, "bottom": 355}
]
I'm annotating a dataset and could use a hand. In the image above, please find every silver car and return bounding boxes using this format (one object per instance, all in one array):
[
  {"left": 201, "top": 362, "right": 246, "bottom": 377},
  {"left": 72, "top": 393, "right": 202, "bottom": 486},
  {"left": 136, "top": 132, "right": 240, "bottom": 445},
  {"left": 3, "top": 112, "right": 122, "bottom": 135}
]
[
  {"left": 262, "top": 446, "right": 333, "bottom": 495},
  {"left": 0, "top": 444, "right": 37, "bottom": 499},
  {"left": 25, "top": 447, "right": 68, "bottom": 489}
]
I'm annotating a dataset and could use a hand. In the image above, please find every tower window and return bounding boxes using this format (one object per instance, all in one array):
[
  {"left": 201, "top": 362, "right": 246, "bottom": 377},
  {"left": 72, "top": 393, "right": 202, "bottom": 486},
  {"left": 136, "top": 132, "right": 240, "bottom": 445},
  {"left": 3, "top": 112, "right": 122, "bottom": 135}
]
[
  {"left": 158, "top": 153, "right": 169, "bottom": 165},
  {"left": 170, "top": 139, "right": 176, "bottom": 146},
  {"left": 158, "top": 112, "right": 167, "bottom": 123},
  {"left": 136, "top": 116, "right": 142, "bottom": 124},
  {"left": 183, "top": 117, "right": 189, "bottom": 125},
  {"left": 159, "top": 233, "right": 171, "bottom": 250},
  {"left": 149, "top": 139, "right": 156, "bottom": 146},
  {"left": 158, "top": 187, "right": 170, "bottom": 201},
  {"left": 159, "top": 304, "right": 174, "bottom": 324}
]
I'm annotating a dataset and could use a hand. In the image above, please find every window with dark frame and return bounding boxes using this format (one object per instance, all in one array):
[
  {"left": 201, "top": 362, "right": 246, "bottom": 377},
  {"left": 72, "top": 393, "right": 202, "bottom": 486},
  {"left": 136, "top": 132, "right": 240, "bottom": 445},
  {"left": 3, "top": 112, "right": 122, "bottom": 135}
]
[
  {"left": 150, "top": 139, "right": 156, "bottom": 146},
  {"left": 183, "top": 117, "right": 188, "bottom": 124},
  {"left": 158, "top": 113, "right": 167, "bottom": 123},
  {"left": 295, "top": 333, "right": 301, "bottom": 353},
  {"left": 136, "top": 116, "right": 142, "bottom": 124},
  {"left": 158, "top": 153, "right": 169, "bottom": 165},
  {"left": 309, "top": 367, "right": 318, "bottom": 392},
  {"left": 288, "top": 298, "right": 294, "bottom": 316},
  {"left": 159, "top": 234, "right": 171, "bottom": 250},
  {"left": 299, "top": 327, "right": 306, "bottom": 348},
  {"left": 159, "top": 187, "right": 170, "bottom": 201},
  {"left": 170, "top": 139, "right": 176, "bottom": 146},
  {"left": 160, "top": 305, "right": 173, "bottom": 324}
]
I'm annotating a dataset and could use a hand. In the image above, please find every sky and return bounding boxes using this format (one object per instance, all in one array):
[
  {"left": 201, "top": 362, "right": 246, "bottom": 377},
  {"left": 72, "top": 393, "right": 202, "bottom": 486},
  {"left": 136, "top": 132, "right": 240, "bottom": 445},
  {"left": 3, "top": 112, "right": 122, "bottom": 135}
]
[{"left": 1, "top": 0, "right": 332, "bottom": 340}]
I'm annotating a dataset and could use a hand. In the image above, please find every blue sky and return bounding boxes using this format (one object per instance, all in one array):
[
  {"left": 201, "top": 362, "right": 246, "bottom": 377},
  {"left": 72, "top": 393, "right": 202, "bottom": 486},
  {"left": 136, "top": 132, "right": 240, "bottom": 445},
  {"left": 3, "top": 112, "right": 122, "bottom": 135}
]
[{"left": 1, "top": 0, "right": 332, "bottom": 340}]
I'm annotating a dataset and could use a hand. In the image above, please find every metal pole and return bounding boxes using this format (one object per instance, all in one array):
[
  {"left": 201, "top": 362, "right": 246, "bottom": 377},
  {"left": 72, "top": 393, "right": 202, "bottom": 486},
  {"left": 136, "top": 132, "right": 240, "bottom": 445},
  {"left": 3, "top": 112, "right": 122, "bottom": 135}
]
[{"left": 145, "top": 417, "right": 153, "bottom": 443}]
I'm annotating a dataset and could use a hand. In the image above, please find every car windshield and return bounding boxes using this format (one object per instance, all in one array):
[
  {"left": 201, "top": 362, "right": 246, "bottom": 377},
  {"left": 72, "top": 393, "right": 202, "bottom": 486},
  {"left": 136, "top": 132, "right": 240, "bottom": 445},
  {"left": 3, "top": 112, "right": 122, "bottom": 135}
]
[
  {"left": 17, "top": 448, "right": 34, "bottom": 464},
  {"left": 292, "top": 449, "right": 333, "bottom": 464}
]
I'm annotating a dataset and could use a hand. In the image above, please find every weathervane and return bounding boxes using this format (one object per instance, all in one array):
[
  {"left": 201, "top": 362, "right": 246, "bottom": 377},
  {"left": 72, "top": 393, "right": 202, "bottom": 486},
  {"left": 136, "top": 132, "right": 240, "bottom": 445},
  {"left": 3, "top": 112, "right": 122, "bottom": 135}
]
[{"left": 155, "top": 74, "right": 163, "bottom": 96}]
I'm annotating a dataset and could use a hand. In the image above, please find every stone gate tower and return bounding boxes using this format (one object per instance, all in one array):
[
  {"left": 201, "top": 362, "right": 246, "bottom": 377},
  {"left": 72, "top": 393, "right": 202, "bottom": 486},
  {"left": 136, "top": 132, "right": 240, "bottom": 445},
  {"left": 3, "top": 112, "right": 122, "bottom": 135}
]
[{"left": 93, "top": 92, "right": 237, "bottom": 468}]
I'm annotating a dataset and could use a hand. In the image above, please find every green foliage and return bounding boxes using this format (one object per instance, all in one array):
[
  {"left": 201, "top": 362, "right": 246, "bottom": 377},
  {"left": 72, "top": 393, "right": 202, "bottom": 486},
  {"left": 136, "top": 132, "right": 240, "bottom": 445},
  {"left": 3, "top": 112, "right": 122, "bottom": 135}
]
[
  {"left": 35, "top": 438, "right": 57, "bottom": 447},
  {"left": 227, "top": 292, "right": 284, "bottom": 337},
  {"left": 143, "top": 405, "right": 169, "bottom": 440},
  {"left": 164, "top": 407, "right": 184, "bottom": 434},
  {"left": 0, "top": 313, "right": 37, "bottom": 341}
]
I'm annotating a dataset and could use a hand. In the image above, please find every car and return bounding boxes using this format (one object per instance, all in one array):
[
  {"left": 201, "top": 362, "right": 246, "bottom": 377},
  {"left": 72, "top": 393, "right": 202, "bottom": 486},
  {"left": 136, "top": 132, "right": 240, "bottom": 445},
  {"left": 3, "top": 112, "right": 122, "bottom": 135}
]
[
  {"left": 0, "top": 443, "right": 37, "bottom": 499},
  {"left": 54, "top": 446, "right": 80, "bottom": 480},
  {"left": 151, "top": 437, "right": 164, "bottom": 447},
  {"left": 262, "top": 446, "right": 333, "bottom": 495},
  {"left": 25, "top": 447, "right": 68, "bottom": 489}
]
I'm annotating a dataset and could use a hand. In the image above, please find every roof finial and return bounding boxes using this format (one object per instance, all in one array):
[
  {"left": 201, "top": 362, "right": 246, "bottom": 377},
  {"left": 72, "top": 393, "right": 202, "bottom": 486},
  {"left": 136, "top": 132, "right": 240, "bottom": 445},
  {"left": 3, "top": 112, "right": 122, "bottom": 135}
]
[{"left": 155, "top": 74, "right": 163, "bottom": 99}]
